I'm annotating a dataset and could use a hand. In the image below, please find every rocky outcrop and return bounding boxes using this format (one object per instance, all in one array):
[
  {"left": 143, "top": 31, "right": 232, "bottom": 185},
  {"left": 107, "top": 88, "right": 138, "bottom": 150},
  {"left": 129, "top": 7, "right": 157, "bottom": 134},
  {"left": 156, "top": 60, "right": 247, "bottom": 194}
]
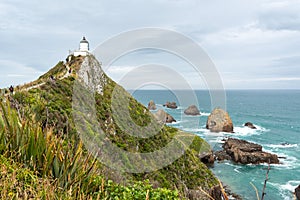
[
  {"left": 153, "top": 109, "right": 176, "bottom": 123},
  {"left": 209, "top": 185, "right": 242, "bottom": 200},
  {"left": 147, "top": 100, "right": 157, "bottom": 110},
  {"left": 206, "top": 108, "right": 233, "bottom": 132},
  {"left": 184, "top": 105, "right": 200, "bottom": 116},
  {"left": 163, "top": 101, "right": 177, "bottom": 109},
  {"left": 215, "top": 138, "right": 279, "bottom": 164},
  {"left": 209, "top": 186, "right": 223, "bottom": 200},
  {"left": 199, "top": 150, "right": 214, "bottom": 165},
  {"left": 295, "top": 185, "right": 300, "bottom": 200},
  {"left": 244, "top": 122, "right": 257, "bottom": 129}
]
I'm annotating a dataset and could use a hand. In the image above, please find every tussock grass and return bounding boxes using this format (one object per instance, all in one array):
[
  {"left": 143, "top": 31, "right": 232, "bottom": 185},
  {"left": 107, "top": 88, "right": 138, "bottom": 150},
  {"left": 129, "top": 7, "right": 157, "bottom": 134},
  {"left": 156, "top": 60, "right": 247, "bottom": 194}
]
[{"left": 0, "top": 99, "right": 180, "bottom": 199}]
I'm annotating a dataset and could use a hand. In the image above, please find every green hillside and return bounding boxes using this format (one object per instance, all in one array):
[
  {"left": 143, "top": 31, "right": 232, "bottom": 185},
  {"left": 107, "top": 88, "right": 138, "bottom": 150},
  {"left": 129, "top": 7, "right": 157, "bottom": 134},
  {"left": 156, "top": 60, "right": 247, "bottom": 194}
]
[{"left": 0, "top": 55, "right": 219, "bottom": 199}]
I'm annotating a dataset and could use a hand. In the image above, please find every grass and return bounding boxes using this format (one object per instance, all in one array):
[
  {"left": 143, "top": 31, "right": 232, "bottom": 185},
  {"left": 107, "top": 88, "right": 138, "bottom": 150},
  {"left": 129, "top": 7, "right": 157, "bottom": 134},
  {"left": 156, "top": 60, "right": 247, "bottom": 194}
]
[
  {"left": 0, "top": 99, "right": 180, "bottom": 199},
  {"left": 1, "top": 55, "right": 221, "bottom": 199}
]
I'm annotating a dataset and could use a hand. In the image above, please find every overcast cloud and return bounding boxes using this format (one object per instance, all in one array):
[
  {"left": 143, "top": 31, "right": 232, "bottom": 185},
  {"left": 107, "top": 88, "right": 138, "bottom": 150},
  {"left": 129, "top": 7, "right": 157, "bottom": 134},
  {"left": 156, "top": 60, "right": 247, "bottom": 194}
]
[{"left": 0, "top": 0, "right": 300, "bottom": 89}]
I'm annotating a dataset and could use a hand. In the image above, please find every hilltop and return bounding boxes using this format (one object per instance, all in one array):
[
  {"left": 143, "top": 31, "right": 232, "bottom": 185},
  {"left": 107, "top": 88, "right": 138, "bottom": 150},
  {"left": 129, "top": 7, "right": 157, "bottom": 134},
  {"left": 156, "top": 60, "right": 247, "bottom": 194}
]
[{"left": 0, "top": 55, "right": 222, "bottom": 199}]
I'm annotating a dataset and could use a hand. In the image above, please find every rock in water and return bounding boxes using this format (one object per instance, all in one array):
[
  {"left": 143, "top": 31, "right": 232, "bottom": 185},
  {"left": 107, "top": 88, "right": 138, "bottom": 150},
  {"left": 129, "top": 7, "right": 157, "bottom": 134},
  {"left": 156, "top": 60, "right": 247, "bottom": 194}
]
[
  {"left": 184, "top": 105, "right": 200, "bottom": 115},
  {"left": 206, "top": 108, "right": 233, "bottom": 132},
  {"left": 244, "top": 122, "right": 257, "bottom": 129},
  {"left": 153, "top": 109, "right": 176, "bottom": 123},
  {"left": 147, "top": 100, "right": 157, "bottom": 110},
  {"left": 163, "top": 101, "right": 177, "bottom": 109},
  {"left": 295, "top": 185, "right": 300, "bottom": 200},
  {"left": 216, "top": 138, "right": 280, "bottom": 164}
]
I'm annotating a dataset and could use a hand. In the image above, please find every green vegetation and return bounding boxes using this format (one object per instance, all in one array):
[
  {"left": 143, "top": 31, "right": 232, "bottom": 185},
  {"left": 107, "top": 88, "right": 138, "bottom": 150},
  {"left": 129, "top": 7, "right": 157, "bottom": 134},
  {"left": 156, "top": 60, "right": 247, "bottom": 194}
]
[
  {"left": 1, "top": 55, "right": 219, "bottom": 199},
  {"left": 38, "top": 61, "right": 67, "bottom": 81},
  {"left": 0, "top": 100, "right": 179, "bottom": 199}
]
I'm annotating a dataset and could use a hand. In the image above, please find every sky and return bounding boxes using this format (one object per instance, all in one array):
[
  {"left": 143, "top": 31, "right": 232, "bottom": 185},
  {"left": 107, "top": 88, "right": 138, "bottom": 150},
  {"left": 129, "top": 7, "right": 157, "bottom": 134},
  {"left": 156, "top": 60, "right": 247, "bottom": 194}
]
[{"left": 0, "top": 0, "right": 300, "bottom": 89}]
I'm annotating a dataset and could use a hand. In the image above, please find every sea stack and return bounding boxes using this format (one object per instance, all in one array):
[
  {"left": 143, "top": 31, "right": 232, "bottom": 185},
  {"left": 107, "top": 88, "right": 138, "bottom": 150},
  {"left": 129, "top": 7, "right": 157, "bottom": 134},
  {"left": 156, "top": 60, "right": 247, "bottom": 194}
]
[
  {"left": 153, "top": 109, "right": 176, "bottom": 123},
  {"left": 163, "top": 101, "right": 178, "bottom": 109},
  {"left": 147, "top": 100, "right": 157, "bottom": 110},
  {"left": 206, "top": 108, "right": 233, "bottom": 132},
  {"left": 184, "top": 105, "right": 200, "bottom": 116}
]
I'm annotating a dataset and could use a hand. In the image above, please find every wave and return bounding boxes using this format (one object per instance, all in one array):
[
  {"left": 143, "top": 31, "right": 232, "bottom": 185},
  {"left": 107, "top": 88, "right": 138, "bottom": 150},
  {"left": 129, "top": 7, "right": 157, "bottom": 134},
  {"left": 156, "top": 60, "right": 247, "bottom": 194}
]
[
  {"left": 260, "top": 151, "right": 299, "bottom": 170},
  {"left": 224, "top": 162, "right": 243, "bottom": 174},
  {"left": 186, "top": 124, "right": 270, "bottom": 137},
  {"left": 269, "top": 180, "right": 300, "bottom": 200},
  {"left": 200, "top": 112, "right": 210, "bottom": 116},
  {"left": 229, "top": 124, "right": 269, "bottom": 136},
  {"left": 203, "top": 131, "right": 226, "bottom": 137},
  {"left": 207, "top": 137, "right": 226, "bottom": 144},
  {"left": 266, "top": 143, "right": 298, "bottom": 149},
  {"left": 182, "top": 127, "right": 208, "bottom": 133},
  {"left": 277, "top": 154, "right": 299, "bottom": 169}
]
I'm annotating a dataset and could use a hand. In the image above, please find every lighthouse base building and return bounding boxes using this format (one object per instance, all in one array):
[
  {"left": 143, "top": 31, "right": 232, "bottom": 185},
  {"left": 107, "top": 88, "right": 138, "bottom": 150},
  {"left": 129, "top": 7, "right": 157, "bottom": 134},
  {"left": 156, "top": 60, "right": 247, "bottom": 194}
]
[{"left": 73, "top": 36, "right": 90, "bottom": 57}]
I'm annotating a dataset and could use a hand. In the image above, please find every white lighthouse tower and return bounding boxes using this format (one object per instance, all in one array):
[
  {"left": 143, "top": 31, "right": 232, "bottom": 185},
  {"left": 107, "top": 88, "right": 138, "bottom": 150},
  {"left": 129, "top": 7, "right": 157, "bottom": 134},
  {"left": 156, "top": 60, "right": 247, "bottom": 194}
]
[{"left": 74, "top": 36, "right": 90, "bottom": 56}]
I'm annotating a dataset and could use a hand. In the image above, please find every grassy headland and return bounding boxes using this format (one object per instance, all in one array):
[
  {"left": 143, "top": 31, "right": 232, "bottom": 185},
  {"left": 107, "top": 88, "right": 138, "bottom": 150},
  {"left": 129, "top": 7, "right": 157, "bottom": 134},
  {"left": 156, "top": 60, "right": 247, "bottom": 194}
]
[{"left": 0, "top": 55, "right": 219, "bottom": 199}]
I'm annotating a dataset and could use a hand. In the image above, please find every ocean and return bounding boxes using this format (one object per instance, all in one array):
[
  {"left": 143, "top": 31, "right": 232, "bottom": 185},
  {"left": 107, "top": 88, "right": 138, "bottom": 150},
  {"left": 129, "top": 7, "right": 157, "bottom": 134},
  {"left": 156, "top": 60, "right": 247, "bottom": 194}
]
[{"left": 131, "top": 90, "right": 300, "bottom": 200}]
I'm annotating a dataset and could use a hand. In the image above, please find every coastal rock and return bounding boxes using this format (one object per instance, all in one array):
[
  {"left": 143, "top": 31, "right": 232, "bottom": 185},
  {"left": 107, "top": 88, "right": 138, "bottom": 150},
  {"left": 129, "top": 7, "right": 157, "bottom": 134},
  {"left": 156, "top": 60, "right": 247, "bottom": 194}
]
[
  {"left": 209, "top": 185, "right": 242, "bottom": 200},
  {"left": 244, "top": 122, "right": 257, "bottom": 129},
  {"left": 214, "top": 150, "right": 232, "bottom": 161},
  {"left": 199, "top": 150, "right": 214, "bottom": 165},
  {"left": 295, "top": 185, "right": 300, "bottom": 200},
  {"left": 206, "top": 108, "right": 233, "bottom": 132},
  {"left": 209, "top": 186, "right": 223, "bottom": 200},
  {"left": 163, "top": 101, "right": 178, "bottom": 109},
  {"left": 153, "top": 109, "right": 176, "bottom": 123},
  {"left": 184, "top": 105, "right": 200, "bottom": 116},
  {"left": 147, "top": 100, "right": 157, "bottom": 110},
  {"left": 216, "top": 138, "right": 279, "bottom": 164}
]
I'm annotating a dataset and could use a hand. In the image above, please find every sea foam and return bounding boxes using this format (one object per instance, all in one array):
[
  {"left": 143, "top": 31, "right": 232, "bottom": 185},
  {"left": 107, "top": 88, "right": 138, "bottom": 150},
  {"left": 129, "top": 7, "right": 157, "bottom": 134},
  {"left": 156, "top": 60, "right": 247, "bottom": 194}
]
[
  {"left": 266, "top": 143, "right": 298, "bottom": 149},
  {"left": 230, "top": 124, "right": 269, "bottom": 136},
  {"left": 269, "top": 180, "right": 300, "bottom": 200}
]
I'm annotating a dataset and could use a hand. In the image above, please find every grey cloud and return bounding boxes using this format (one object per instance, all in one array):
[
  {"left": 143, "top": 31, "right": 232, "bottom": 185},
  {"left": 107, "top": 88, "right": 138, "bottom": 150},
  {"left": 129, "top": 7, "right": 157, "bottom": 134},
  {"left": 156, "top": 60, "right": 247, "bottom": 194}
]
[
  {"left": 257, "top": 1, "right": 300, "bottom": 31},
  {"left": 0, "top": 0, "right": 300, "bottom": 89}
]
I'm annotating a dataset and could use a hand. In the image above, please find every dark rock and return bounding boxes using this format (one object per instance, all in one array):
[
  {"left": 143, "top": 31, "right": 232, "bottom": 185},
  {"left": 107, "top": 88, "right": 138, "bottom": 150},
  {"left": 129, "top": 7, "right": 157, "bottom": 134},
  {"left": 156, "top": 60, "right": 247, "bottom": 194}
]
[
  {"left": 214, "top": 150, "right": 232, "bottom": 161},
  {"left": 184, "top": 105, "right": 200, "bottom": 115},
  {"left": 295, "top": 185, "right": 300, "bottom": 200},
  {"left": 209, "top": 184, "right": 243, "bottom": 200},
  {"left": 199, "top": 151, "right": 214, "bottom": 165},
  {"left": 147, "top": 100, "right": 157, "bottom": 110},
  {"left": 244, "top": 122, "right": 257, "bottom": 129},
  {"left": 216, "top": 138, "right": 280, "bottom": 164},
  {"left": 209, "top": 185, "right": 223, "bottom": 200},
  {"left": 163, "top": 101, "right": 177, "bottom": 109},
  {"left": 206, "top": 108, "right": 233, "bottom": 133},
  {"left": 281, "top": 142, "right": 289, "bottom": 146},
  {"left": 153, "top": 109, "right": 176, "bottom": 123}
]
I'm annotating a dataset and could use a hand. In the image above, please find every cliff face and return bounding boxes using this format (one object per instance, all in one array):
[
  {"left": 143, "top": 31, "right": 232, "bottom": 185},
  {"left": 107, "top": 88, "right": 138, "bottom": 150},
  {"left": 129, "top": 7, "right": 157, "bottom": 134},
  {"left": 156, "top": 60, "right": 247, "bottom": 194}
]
[{"left": 10, "top": 55, "right": 218, "bottom": 199}]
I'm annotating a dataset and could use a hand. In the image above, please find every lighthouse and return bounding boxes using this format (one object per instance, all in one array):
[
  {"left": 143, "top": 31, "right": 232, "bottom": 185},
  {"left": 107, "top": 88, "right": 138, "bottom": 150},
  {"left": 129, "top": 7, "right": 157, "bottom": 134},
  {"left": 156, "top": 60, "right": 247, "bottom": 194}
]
[{"left": 74, "top": 36, "right": 90, "bottom": 56}]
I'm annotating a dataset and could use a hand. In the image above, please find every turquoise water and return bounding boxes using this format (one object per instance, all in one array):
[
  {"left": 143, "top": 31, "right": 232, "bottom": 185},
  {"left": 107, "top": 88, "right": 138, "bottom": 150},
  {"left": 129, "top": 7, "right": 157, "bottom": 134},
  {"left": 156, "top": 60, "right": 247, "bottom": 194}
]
[{"left": 131, "top": 90, "right": 300, "bottom": 200}]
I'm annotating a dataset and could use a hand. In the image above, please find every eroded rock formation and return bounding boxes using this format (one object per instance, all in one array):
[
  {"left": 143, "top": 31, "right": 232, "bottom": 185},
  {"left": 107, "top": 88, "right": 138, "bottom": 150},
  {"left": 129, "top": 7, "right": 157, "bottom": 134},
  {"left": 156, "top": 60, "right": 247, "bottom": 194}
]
[
  {"left": 153, "top": 109, "right": 176, "bottom": 123},
  {"left": 163, "top": 101, "right": 178, "bottom": 109},
  {"left": 215, "top": 138, "right": 279, "bottom": 164},
  {"left": 206, "top": 108, "right": 233, "bottom": 133},
  {"left": 184, "top": 105, "right": 200, "bottom": 116},
  {"left": 147, "top": 100, "right": 157, "bottom": 110}
]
